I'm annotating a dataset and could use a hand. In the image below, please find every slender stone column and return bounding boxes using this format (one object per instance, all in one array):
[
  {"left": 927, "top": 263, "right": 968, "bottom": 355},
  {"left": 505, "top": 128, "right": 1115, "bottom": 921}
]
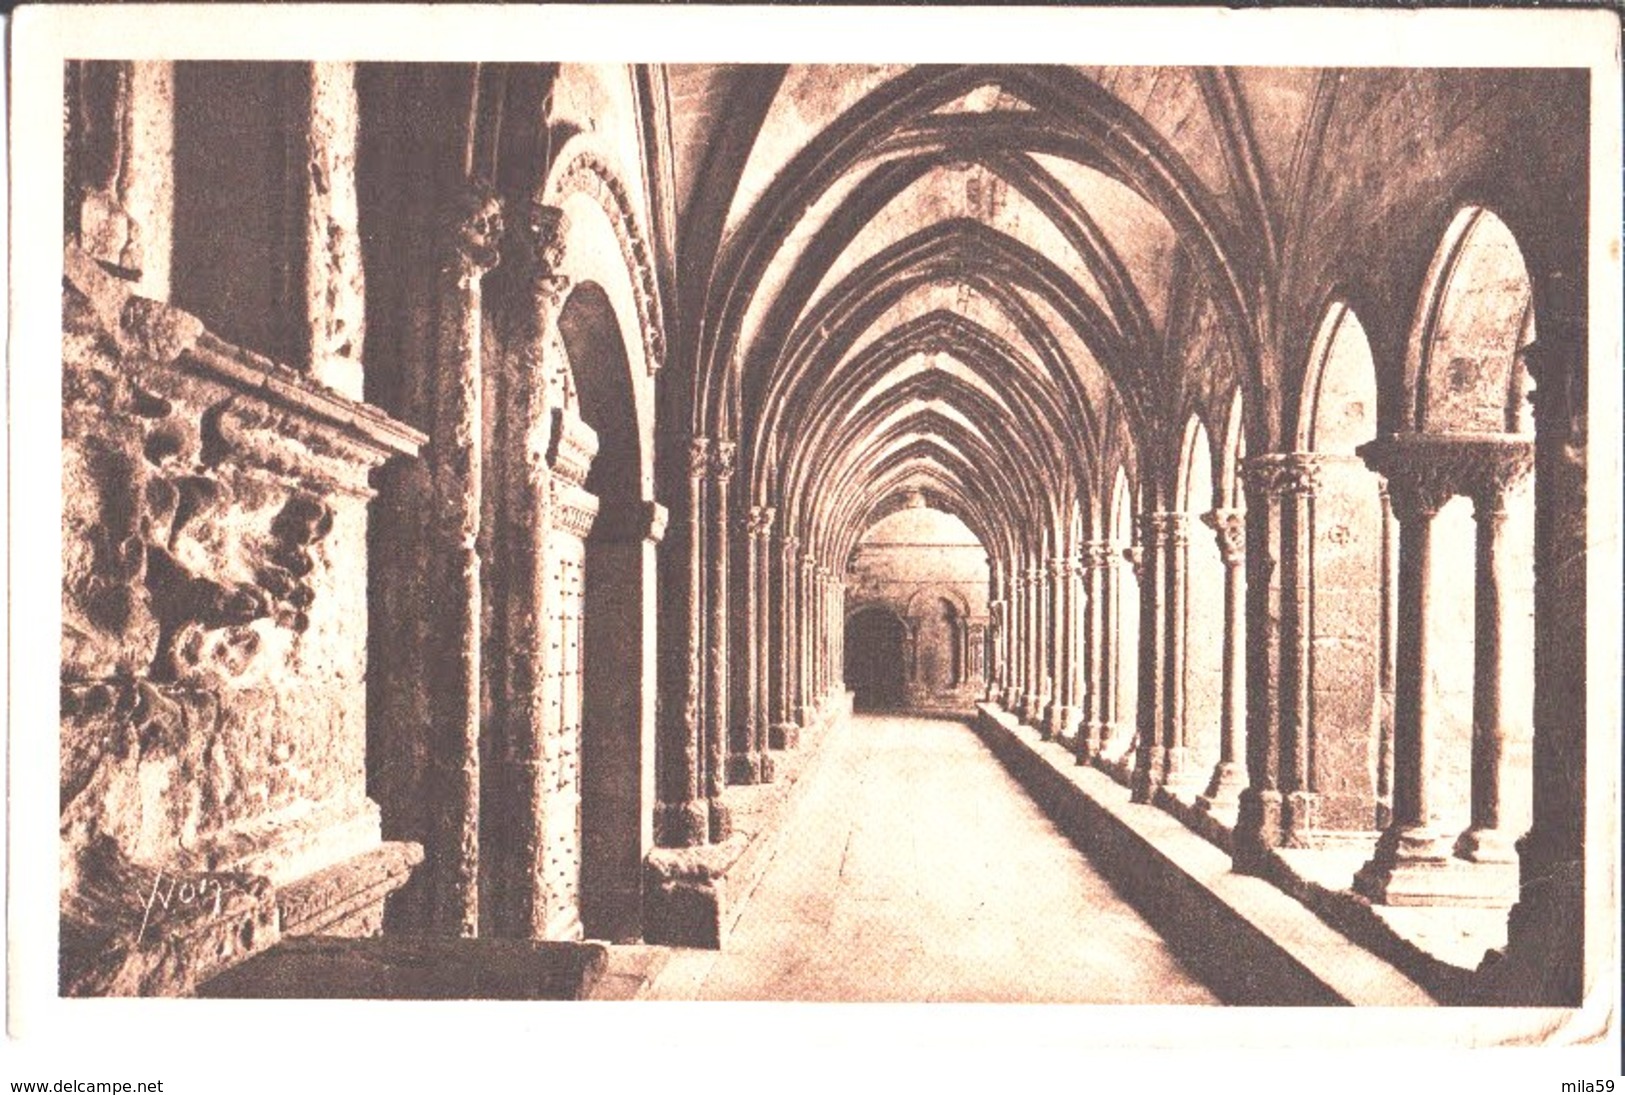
[
  {"left": 771, "top": 533, "right": 801, "bottom": 749},
  {"left": 729, "top": 505, "right": 772, "bottom": 785},
  {"left": 1005, "top": 571, "right": 1026, "bottom": 710},
  {"left": 1077, "top": 542, "right": 1111, "bottom": 759},
  {"left": 1107, "top": 544, "right": 1132, "bottom": 754},
  {"left": 1043, "top": 557, "right": 1067, "bottom": 738},
  {"left": 751, "top": 507, "right": 777, "bottom": 778},
  {"left": 1158, "top": 512, "right": 1192, "bottom": 792},
  {"left": 1376, "top": 483, "right": 1399, "bottom": 828},
  {"left": 425, "top": 183, "right": 502, "bottom": 935},
  {"left": 1131, "top": 516, "right": 1167, "bottom": 803},
  {"left": 1456, "top": 445, "right": 1534, "bottom": 863},
  {"left": 798, "top": 555, "right": 817, "bottom": 725},
  {"left": 1233, "top": 454, "right": 1320, "bottom": 866},
  {"left": 1198, "top": 508, "right": 1248, "bottom": 812},
  {"left": 1023, "top": 564, "right": 1046, "bottom": 722},
  {"left": 703, "top": 442, "right": 735, "bottom": 841},
  {"left": 1353, "top": 441, "right": 1457, "bottom": 902}
]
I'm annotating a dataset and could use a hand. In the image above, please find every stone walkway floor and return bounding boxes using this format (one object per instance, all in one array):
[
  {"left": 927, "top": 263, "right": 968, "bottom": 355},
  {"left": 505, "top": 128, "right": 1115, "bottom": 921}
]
[{"left": 644, "top": 714, "right": 1220, "bottom": 1003}]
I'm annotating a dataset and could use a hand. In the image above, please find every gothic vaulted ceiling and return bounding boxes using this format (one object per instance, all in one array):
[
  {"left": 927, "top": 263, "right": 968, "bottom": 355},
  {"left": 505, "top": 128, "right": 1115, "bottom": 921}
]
[{"left": 661, "top": 64, "right": 1324, "bottom": 571}]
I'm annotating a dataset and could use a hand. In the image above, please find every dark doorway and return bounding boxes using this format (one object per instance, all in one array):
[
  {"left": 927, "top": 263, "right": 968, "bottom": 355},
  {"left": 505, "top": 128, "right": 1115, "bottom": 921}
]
[
  {"left": 559, "top": 284, "right": 646, "bottom": 943},
  {"left": 845, "top": 606, "right": 907, "bottom": 711}
]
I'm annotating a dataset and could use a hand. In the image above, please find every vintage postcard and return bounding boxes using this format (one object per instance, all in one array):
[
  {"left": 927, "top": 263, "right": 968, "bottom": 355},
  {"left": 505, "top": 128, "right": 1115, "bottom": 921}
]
[{"left": 7, "top": 4, "right": 1621, "bottom": 1090}]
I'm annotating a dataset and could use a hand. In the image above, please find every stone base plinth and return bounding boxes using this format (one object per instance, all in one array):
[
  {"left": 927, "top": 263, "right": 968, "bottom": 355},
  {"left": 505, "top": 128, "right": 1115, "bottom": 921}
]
[
  {"left": 199, "top": 936, "right": 607, "bottom": 999},
  {"left": 769, "top": 722, "right": 801, "bottom": 750}
]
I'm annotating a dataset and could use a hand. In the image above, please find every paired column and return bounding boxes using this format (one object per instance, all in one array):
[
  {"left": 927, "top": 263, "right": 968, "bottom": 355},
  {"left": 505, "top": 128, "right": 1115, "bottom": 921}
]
[
  {"left": 1131, "top": 515, "right": 1168, "bottom": 803},
  {"left": 1159, "top": 512, "right": 1193, "bottom": 792},
  {"left": 1354, "top": 435, "right": 1530, "bottom": 905},
  {"left": 1198, "top": 508, "right": 1248, "bottom": 812},
  {"left": 730, "top": 504, "right": 776, "bottom": 785},
  {"left": 770, "top": 533, "right": 802, "bottom": 749},
  {"left": 1077, "top": 541, "right": 1113, "bottom": 760},
  {"left": 1456, "top": 456, "right": 1532, "bottom": 864},
  {"left": 1233, "top": 454, "right": 1320, "bottom": 865},
  {"left": 1044, "top": 555, "right": 1076, "bottom": 740}
]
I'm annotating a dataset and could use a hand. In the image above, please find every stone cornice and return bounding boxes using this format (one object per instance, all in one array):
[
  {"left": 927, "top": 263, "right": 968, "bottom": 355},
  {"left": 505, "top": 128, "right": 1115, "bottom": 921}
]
[{"left": 65, "top": 245, "right": 426, "bottom": 461}]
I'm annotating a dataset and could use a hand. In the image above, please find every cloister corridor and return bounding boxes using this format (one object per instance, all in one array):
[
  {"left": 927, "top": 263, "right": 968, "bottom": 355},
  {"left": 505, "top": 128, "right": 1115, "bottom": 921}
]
[{"left": 641, "top": 714, "right": 1218, "bottom": 1003}]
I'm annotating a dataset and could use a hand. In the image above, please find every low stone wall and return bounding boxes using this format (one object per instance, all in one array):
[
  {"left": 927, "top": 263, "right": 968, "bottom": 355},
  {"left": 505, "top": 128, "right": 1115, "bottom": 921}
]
[{"left": 972, "top": 704, "right": 1437, "bottom": 1006}]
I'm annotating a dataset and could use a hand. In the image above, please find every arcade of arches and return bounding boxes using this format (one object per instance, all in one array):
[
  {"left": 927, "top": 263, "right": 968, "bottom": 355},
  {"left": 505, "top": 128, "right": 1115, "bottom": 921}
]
[{"left": 58, "top": 61, "right": 1598, "bottom": 1006}]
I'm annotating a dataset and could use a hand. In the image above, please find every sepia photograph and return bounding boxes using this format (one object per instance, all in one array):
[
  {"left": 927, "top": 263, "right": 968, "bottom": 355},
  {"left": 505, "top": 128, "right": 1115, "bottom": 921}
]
[{"left": 7, "top": 4, "right": 1622, "bottom": 1089}]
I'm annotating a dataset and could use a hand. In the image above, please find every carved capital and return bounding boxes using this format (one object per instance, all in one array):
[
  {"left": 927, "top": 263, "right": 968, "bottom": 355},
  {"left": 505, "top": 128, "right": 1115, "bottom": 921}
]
[
  {"left": 688, "top": 437, "right": 711, "bottom": 480},
  {"left": 516, "top": 198, "right": 569, "bottom": 278},
  {"left": 746, "top": 505, "right": 776, "bottom": 539},
  {"left": 1243, "top": 452, "right": 1324, "bottom": 501},
  {"left": 1358, "top": 433, "right": 1532, "bottom": 523},
  {"left": 445, "top": 181, "right": 505, "bottom": 276},
  {"left": 1122, "top": 545, "right": 1144, "bottom": 579},
  {"left": 710, "top": 441, "right": 737, "bottom": 483},
  {"left": 1201, "top": 508, "right": 1246, "bottom": 565},
  {"left": 1138, "top": 511, "right": 1187, "bottom": 547},
  {"left": 1079, "top": 539, "right": 1115, "bottom": 570}
]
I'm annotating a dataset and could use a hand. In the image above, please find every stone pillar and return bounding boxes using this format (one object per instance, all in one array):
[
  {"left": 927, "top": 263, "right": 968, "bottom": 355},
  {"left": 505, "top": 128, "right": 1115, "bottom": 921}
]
[
  {"left": 1353, "top": 440, "right": 1457, "bottom": 902},
  {"left": 1198, "top": 508, "right": 1248, "bottom": 812},
  {"left": 1131, "top": 516, "right": 1167, "bottom": 803},
  {"left": 1497, "top": 331, "right": 1586, "bottom": 1003},
  {"left": 659, "top": 438, "right": 711, "bottom": 847},
  {"left": 1005, "top": 571, "right": 1026, "bottom": 711},
  {"left": 751, "top": 507, "right": 777, "bottom": 778},
  {"left": 1159, "top": 511, "right": 1192, "bottom": 792},
  {"left": 1076, "top": 542, "right": 1111, "bottom": 759},
  {"left": 771, "top": 533, "right": 801, "bottom": 749},
  {"left": 1023, "top": 564, "right": 1046, "bottom": 722},
  {"left": 1455, "top": 449, "right": 1534, "bottom": 864},
  {"left": 729, "top": 505, "right": 768, "bottom": 785},
  {"left": 1233, "top": 454, "right": 1319, "bottom": 866},
  {"left": 1043, "top": 556, "right": 1067, "bottom": 739},
  {"left": 480, "top": 199, "right": 579, "bottom": 939},
  {"left": 425, "top": 183, "right": 503, "bottom": 936},
  {"left": 1376, "top": 483, "right": 1399, "bottom": 828},
  {"left": 704, "top": 442, "right": 736, "bottom": 841},
  {"left": 984, "top": 599, "right": 1002, "bottom": 700},
  {"left": 798, "top": 555, "right": 817, "bottom": 725}
]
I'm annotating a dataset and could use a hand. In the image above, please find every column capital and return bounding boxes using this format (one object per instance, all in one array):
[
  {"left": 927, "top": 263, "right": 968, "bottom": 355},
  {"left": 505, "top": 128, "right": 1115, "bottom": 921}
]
[
  {"left": 511, "top": 196, "right": 570, "bottom": 282},
  {"left": 1080, "top": 539, "right": 1116, "bottom": 570},
  {"left": 746, "top": 505, "right": 776, "bottom": 539},
  {"left": 1242, "top": 451, "right": 1328, "bottom": 501},
  {"left": 688, "top": 436, "right": 712, "bottom": 479},
  {"left": 445, "top": 180, "right": 505, "bottom": 277},
  {"left": 1358, "top": 433, "right": 1532, "bottom": 521},
  {"left": 1200, "top": 508, "right": 1247, "bottom": 565},
  {"left": 1122, "top": 545, "right": 1144, "bottom": 579},
  {"left": 1138, "top": 510, "right": 1187, "bottom": 546},
  {"left": 710, "top": 440, "right": 738, "bottom": 483}
]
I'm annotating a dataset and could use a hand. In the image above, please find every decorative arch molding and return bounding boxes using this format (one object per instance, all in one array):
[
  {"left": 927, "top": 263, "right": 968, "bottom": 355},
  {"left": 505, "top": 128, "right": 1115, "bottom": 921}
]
[
  {"left": 1402, "top": 205, "right": 1534, "bottom": 436},
  {"left": 539, "top": 138, "right": 667, "bottom": 377}
]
